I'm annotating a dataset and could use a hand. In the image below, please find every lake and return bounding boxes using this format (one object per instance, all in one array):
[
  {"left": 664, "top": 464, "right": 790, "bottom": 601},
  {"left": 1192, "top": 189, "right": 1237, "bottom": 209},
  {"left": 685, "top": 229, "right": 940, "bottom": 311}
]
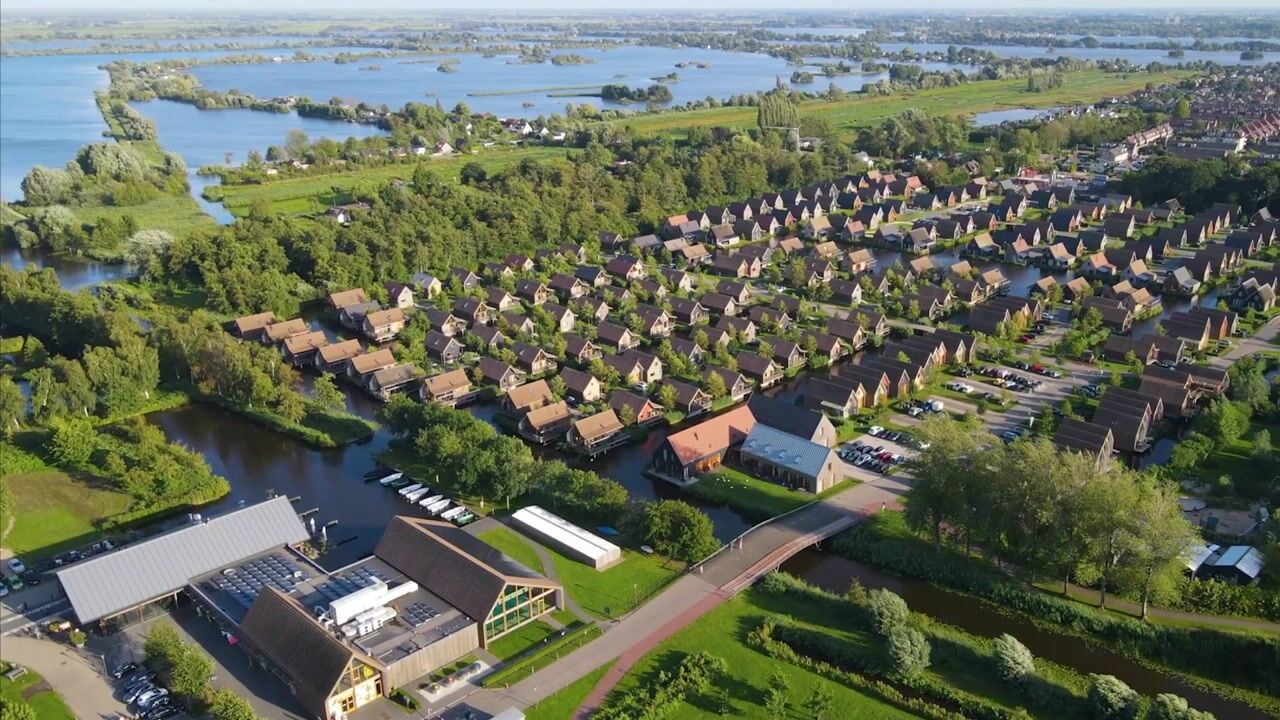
[
  {"left": 972, "top": 107, "right": 1054, "bottom": 126},
  {"left": 135, "top": 99, "right": 388, "bottom": 223},
  {"left": 1, "top": 35, "right": 326, "bottom": 52},
  {"left": 879, "top": 41, "right": 1272, "bottom": 66},
  {"left": 188, "top": 45, "right": 960, "bottom": 120},
  {"left": 0, "top": 46, "right": 377, "bottom": 203}
]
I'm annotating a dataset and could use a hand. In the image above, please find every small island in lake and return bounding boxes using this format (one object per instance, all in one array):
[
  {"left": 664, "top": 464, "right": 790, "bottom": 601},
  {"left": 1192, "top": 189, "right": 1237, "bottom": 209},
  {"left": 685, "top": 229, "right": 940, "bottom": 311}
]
[{"left": 550, "top": 53, "right": 595, "bottom": 65}]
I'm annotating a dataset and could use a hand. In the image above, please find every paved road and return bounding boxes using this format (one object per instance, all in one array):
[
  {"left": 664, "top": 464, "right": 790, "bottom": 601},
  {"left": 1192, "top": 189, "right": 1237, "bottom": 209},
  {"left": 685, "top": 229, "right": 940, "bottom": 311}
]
[
  {"left": 452, "top": 471, "right": 911, "bottom": 718},
  {"left": 0, "top": 635, "right": 127, "bottom": 719},
  {"left": 1211, "top": 314, "right": 1280, "bottom": 368}
]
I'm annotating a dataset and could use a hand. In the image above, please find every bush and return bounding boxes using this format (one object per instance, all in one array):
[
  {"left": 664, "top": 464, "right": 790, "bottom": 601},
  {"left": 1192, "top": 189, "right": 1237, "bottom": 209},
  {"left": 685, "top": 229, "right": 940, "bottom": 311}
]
[
  {"left": 866, "top": 588, "right": 911, "bottom": 635},
  {"left": 886, "top": 627, "right": 931, "bottom": 677},
  {"left": 992, "top": 633, "right": 1035, "bottom": 684},
  {"left": 595, "top": 651, "right": 726, "bottom": 720},
  {"left": 1087, "top": 674, "right": 1139, "bottom": 720},
  {"left": 68, "top": 629, "right": 86, "bottom": 647},
  {"left": 1147, "top": 693, "right": 1215, "bottom": 720},
  {"left": 389, "top": 689, "right": 419, "bottom": 710},
  {"left": 207, "top": 689, "right": 260, "bottom": 720}
]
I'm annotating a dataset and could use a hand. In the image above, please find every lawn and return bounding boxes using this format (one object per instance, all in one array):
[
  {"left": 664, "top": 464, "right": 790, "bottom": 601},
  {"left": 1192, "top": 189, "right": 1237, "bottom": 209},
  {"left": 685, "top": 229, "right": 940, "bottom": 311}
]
[
  {"left": 487, "top": 620, "right": 559, "bottom": 661},
  {"left": 613, "top": 69, "right": 1195, "bottom": 137},
  {"left": 0, "top": 665, "right": 75, "bottom": 720},
  {"left": 1197, "top": 419, "right": 1278, "bottom": 498},
  {"left": 686, "top": 466, "right": 853, "bottom": 524},
  {"left": 604, "top": 589, "right": 918, "bottom": 720},
  {"left": 206, "top": 145, "right": 569, "bottom": 217},
  {"left": 525, "top": 661, "right": 614, "bottom": 720},
  {"left": 0, "top": 469, "right": 134, "bottom": 558},
  {"left": 479, "top": 526, "right": 682, "bottom": 618},
  {"left": 68, "top": 193, "right": 215, "bottom": 244}
]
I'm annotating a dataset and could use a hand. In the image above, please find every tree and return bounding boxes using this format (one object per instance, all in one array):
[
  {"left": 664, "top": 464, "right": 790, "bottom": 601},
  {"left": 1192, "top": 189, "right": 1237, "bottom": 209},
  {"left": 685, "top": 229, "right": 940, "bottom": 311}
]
[
  {"left": 1148, "top": 694, "right": 1214, "bottom": 720},
  {"left": 144, "top": 624, "right": 183, "bottom": 673},
  {"left": 1128, "top": 484, "right": 1198, "bottom": 619},
  {"left": 763, "top": 671, "right": 789, "bottom": 716},
  {"left": 865, "top": 588, "right": 909, "bottom": 635},
  {"left": 313, "top": 374, "right": 346, "bottom": 412},
  {"left": 169, "top": 643, "right": 215, "bottom": 701},
  {"left": 19, "top": 336, "right": 46, "bottom": 366},
  {"left": 992, "top": 633, "right": 1035, "bottom": 684},
  {"left": 704, "top": 371, "right": 727, "bottom": 400},
  {"left": 1253, "top": 429, "right": 1272, "bottom": 460},
  {"left": 658, "top": 383, "right": 678, "bottom": 409},
  {"left": 1229, "top": 361, "right": 1271, "bottom": 413},
  {"left": 284, "top": 129, "right": 311, "bottom": 160},
  {"left": 207, "top": 689, "right": 262, "bottom": 720},
  {"left": 275, "top": 390, "right": 306, "bottom": 423},
  {"left": 1174, "top": 98, "right": 1191, "bottom": 118},
  {"left": 1194, "top": 399, "right": 1249, "bottom": 446},
  {"left": 1087, "top": 674, "right": 1139, "bottom": 720},
  {"left": 0, "top": 376, "right": 24, "bottom": 435},
  {"left": 802, "top": 684, "right": 834, "bottom": 720},
  {"left": 886, "top": 627, "right": 930, "bottom": 677},
  {"left": 634, "top": 499, "right": 719, "bottom": 562},
  {"left": 47, "top": 419, "right": 97, "bottom": 469}
]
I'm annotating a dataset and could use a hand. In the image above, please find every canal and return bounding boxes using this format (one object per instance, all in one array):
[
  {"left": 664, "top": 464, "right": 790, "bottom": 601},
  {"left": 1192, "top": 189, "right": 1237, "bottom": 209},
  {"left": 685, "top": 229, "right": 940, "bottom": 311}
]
[{"left": 780, "top": 546, "right": 1268, "bottom": 720}]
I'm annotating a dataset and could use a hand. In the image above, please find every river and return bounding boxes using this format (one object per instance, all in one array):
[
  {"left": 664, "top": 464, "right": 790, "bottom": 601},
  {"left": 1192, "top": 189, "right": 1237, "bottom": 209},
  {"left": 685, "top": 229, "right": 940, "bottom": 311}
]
[{"left": 781, "top": 546, "right": 1268, "bottom": 720}]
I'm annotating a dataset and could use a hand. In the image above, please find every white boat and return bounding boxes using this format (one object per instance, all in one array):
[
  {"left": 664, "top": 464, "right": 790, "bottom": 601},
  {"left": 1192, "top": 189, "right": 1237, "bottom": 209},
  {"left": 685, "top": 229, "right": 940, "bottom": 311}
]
[
  {"left": 404, "top": 487, "right": 431, "bottom": 502},
  {"left": 378, "top": 472, "right": 405, "bottom": 486},
  {"left": 424, "top": 499, "right": 451, "bottom": 515},
  {"left": 397, "top": 483, "right": 423, "bottom": 497},
  {"left": 417, "top": 494, "right": 444, "bottom": 507},
  {"left": 439, "top": 506, "right": 467, "bottom": 521}
]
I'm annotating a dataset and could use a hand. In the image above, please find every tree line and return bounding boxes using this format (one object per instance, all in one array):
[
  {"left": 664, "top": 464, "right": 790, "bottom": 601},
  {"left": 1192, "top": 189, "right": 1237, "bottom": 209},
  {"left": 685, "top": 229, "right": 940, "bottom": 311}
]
[{"left": 904, "top": 414, "right": 1198, "bottom": 618}]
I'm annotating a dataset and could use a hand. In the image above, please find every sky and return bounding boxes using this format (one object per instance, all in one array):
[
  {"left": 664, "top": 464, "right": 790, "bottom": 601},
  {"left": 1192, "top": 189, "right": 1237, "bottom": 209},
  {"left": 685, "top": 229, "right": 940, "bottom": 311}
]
[{"left": 6, "top": 1, "right": 1280, "bottom": 12}]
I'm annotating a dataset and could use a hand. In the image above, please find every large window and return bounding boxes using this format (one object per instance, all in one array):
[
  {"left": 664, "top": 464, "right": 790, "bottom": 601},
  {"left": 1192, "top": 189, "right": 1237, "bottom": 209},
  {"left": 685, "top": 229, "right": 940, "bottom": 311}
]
[{"left": 483, "top": 583, "right": 556, "bottom": 641}]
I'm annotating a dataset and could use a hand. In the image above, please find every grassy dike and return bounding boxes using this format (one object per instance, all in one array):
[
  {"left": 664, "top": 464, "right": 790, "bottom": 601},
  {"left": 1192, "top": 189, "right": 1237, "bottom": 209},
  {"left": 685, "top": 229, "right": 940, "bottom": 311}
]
[{"left": 611, "top": 69, "right": 1196, "bottom": 137}]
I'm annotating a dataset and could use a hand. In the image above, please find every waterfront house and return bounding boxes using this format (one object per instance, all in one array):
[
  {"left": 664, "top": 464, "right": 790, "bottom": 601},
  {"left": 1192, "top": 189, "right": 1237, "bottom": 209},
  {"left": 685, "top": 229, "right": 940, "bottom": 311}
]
[
  {"left": 232, "top": 311, "right": 278, "bottom": 340},
  {"left": 568, "top": 410, "right": 627, "bottom": 454},
  {"left": 362, "top": 308, "right": 406, "bottom": 343},
  {"left": 328, "top": 288, "right": 370, "bottom": 311},
  {"left": 650, "top": 405, "right": 756, "bottom": 482},
  {"left": 521, "top": 401, "right": 573, "bottom": 445},
  {"left": 262, "top": 318, "right": 310, "bottom": 346},
  {"left": 609, "top": 390, "right": 664, "bottom": 426},
  {"left": 281, "top": 331, "right": 328, "bottom": 366},
  {"left": 314, "top": 339, "right": 362, "bottom": 374},
  {"left": 502, "top": 378, "right": 554, "bottom": 417},
  {"left": 367, "top": 364, "right": 423, "bottom": 400},
  {"left": 480, "top": 358, "right": 525, "bottom": 394},
  {"left": 420, "top": 368, "right": 473, "bottom": 406},
  {"left": 425, "top": 331, "right": 464, "bottom": 364}
]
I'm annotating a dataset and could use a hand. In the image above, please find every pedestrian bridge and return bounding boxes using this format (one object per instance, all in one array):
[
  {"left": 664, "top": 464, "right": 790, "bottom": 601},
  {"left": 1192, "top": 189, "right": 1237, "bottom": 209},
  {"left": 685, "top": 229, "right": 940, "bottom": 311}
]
[{"left": 691, "top": 498, "right": 889, "bottom": 593}]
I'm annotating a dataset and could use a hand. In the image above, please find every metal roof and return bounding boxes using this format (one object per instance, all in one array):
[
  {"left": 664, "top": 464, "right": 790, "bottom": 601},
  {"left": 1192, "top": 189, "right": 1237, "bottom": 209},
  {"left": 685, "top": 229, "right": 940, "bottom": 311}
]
[
  {"left": 739, "top": 424, "right": 834, "bottom": 481},
  {"left": 56, "top": 497, "right": 309, "bottom": 624},
  {"left": 1209, "top": 546, "right": 1265, "bottom": 579}
]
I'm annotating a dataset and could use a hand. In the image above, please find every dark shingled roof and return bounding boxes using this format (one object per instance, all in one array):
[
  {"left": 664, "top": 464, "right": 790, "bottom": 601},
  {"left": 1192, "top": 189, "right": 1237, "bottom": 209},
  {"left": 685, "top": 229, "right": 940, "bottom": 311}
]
[
  {"left": 748, "top": 394, "right": 828, "bottom": 441},
  {"left": 240, "top": 587, "right": 359, "bottom": 718},
  {"left": 374, "top": 517, "right": 558, "bottom": 623}
]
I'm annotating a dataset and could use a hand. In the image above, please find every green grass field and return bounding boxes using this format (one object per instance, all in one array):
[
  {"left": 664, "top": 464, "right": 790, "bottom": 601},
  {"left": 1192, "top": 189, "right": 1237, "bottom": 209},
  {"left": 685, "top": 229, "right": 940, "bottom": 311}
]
[
  {"left": 67, "top": 193, "right": 215, "bottom": 242},
  {"left": 206, "top": 145, "right": 570, "bottom": 217},
  {"left": 0, "top": 470, "right": 134, "bottom": 559},
  {"left": 525, "top": 661, "right": 614, "bottom": 720},
  {"left": 487, "top": 619, "right": 560, "bottom": 661},
  {"left": 1197, "top": 419, "right": 1278, "bottom": 498},
  {"left": 686, "top": 467, "right": 852, "bottom": 524},
  {"left": 612, "top": 69, "right": 1195, "bottom": 137},
  {"left": 0, "top": 665, "right": 75, "bottom": 720},
  {"left": 604, "top": 589, "right": 918, "bottom": 720},
  {"left": 479, "top": 526, "right": 681, "bottom": 618}
]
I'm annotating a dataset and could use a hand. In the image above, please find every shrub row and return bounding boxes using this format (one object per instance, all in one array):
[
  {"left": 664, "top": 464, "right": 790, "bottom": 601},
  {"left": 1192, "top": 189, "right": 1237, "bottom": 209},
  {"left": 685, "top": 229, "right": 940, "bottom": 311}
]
[
  {"left": 481, "top": 623, "right": 602, "bottom": 688},
  {"left": 595, "top": 651, "right": 725, "bottom": 720}
]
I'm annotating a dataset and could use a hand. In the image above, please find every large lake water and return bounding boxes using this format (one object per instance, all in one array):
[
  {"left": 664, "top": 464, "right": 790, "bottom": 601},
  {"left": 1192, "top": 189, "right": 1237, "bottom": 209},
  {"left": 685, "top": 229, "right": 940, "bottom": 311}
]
[
  {"left": 1, "top": 35, "right": 325, "bottom": 52},
  {"left": 188, "top": 45, "right": 963, "bottom": 120},
  {"left": 879, "top": 41, "right": 1272, "bottom": 66},
  {"left": 0, "top": 46, "right": 376, "bottom": 203}
]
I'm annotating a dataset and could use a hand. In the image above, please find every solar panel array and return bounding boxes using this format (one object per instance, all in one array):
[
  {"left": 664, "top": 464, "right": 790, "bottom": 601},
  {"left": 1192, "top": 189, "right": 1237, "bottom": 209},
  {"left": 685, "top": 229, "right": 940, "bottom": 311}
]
[
  {"left": 401, "top": 602, "right": 441, "bottom": 628},
  {"left": 207, "top": 555, "right": 308, "bottom": 608},
  {"left": 312, "top": 565, "right": 391, "bottom": 601}
]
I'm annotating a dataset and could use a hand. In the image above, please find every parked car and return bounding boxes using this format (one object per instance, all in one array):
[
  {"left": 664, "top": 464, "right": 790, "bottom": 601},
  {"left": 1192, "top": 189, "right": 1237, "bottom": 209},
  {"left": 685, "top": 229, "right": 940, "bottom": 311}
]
[
  {"left": 145, "top": 706, "right": 179, "bottom": 720},
  {"left": 136, "top": 688, "right": 169, "bottom": 710},
  {"left": 7, "top": 558, "right": 25, "bottom": 575},
  {"left": 867, "top": 426, "right": 884, "bottom": 436},
  {"left": 6, "top": 575, "right": 23, "bottom": 591},
  {"left": 124, "top": 682, "right": 154, "bottom": 704},
  {"left": 110, "top": 662, "right": 138, "bottom": 680}
]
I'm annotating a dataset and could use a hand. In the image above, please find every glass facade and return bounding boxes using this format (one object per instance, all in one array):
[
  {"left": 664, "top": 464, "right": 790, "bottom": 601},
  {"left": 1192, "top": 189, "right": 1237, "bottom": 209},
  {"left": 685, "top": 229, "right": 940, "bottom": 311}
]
[{"left": 483, "top": 583, "right": 555, "bottom": 641}]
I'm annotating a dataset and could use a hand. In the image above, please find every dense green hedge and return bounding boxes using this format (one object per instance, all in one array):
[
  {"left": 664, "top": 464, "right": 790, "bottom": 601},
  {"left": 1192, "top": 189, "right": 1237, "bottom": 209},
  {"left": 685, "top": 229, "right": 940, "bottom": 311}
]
[{"left": 834, "top": 516, "right": 1280, "bottom": 699}]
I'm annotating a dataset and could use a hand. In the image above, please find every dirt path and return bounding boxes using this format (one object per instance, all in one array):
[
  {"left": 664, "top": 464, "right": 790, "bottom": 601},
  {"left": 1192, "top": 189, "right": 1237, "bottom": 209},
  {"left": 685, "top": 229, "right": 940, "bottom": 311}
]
[{"left": 0, "top": 636, "right": 126, "bottom": 719}]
